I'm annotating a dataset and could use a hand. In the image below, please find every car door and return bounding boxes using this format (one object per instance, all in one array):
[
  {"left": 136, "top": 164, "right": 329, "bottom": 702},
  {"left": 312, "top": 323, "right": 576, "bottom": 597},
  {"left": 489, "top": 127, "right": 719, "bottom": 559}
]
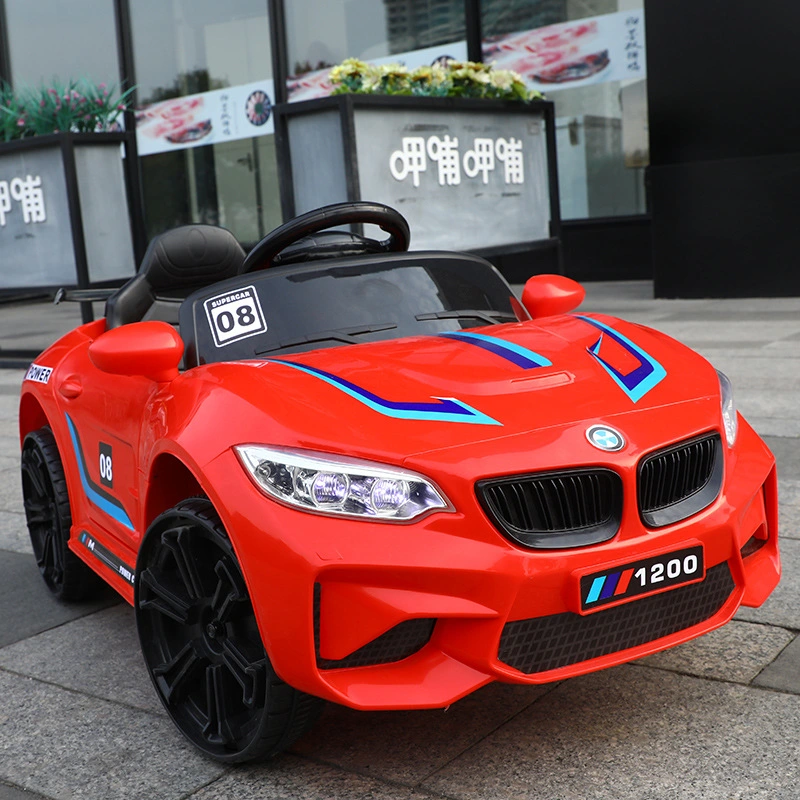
[{"left": 53, "top": 344, "right": 158, "bottom": 554}]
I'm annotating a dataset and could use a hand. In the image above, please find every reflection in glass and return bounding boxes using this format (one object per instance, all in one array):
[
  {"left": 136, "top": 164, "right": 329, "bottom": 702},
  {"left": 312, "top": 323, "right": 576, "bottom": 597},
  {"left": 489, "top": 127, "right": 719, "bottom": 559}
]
[
  {"left": 5, "top": 0, "right": 120, "bottom": 86},
  {"left": 285, "top": 0, "right": 466, "bottom": 77},
  {"left": 129, "top": 0, "right": 280, "bottom": 246},
  {"left": 482, "top": 0, "right": 648, "bottom": 220}
]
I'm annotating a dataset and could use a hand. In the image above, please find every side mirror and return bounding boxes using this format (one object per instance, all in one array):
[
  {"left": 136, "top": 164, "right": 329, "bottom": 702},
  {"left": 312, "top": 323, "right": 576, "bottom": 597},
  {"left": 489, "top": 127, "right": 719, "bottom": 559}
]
[
  {"left": 89, "top": 321, "right": 184, "bottom": 383},
  {"left": 521, "top": 274, "right": 586, "bottom": 319}
]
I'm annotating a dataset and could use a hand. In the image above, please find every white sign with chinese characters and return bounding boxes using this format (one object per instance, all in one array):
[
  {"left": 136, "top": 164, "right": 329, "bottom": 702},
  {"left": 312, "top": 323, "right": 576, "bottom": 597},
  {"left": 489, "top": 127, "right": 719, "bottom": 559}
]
[
  {"left": 0, "top": 175, "right": 47, "bottom": 227},
  {"left": 390, "top": 135, "right": 526, "bottom": 188},
  {"left": 353, "top": 106, "right": 551, "bottom": 251},
  {"left": 0, "top": 142, "right": 135, "bottom": 289}
]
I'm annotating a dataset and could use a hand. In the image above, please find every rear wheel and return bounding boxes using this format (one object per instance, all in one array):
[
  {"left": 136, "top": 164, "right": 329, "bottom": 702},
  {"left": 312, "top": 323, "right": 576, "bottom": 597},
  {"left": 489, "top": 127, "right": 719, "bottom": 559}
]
[
  {"left": 135, "top": 498, "right": 323, "bottom": 762},
  {"left": 20, "top": 427, "right": 100, "bottom": 601}
]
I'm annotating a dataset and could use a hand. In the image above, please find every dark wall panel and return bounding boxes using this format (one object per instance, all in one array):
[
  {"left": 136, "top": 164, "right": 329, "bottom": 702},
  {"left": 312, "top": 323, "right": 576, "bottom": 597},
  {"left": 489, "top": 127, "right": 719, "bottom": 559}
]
[
  {"left": 646, "top": 0, "right": 800, "bottom": 296},
  {"left": 646, "top": 0, "right": 800, "bottom": 166},
  {"left": 650, "top": 154, "right": 800, "bottom": 297},
  {"left": 561, "top": 218, "right": 652, "bottom": 282}
]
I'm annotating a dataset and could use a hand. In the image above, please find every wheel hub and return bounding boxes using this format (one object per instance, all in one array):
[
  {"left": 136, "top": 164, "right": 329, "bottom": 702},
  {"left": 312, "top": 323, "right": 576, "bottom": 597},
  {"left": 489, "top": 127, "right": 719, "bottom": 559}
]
[{"left": 205, "top": 620, "right": 223, "bottom": 640}]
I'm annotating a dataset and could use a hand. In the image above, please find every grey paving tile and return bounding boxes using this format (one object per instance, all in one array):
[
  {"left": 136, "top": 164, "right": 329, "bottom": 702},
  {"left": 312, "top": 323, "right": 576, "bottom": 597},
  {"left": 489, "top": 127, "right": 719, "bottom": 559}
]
[
  {"left": 0, "top": 781, "right": 50, "bottom": 800},
  {"left": 0, "top": 603, "right": 161, "bottom": 715},
  {"left": 0, "top": 401, "right": 20, "bottom": 424},
  {"left": 0, "top": 370, "right": 25, "bottom": 387},
  {"left": 0, "top": 549, "right": 119, "bottom": 648},
  {"left": 748, "top": 418, "right": 800, "bottom": 439},
  {"left": 635, "top": 619, "right": 794, "bottom": 683},
  {"left": 0, "top": 510, "right": 32, "bottom": 555},
  {"left": 292, "top": 682, "right": 551, "bottom": 785},
  {"left": 764, "top": 435, "right": 800, "bottom": 477},
  {"left": 681, "top": 340, "right": 767, "bottom": 349},
  {"left": 647, "top": 321, "right": 800, "bottom": 348},
  {"left": 780, "top": 503, "right": 800, "bottom": 540},
  {"left": 736, "top": 537, "right": 800, "bottom": 629},
  {"left": 423, "top": 666, "right": 800, "bottom": 800},
  {"left": 779, "top": 478, "right": 800, "bottom": 507},
  {"left": 659, "top": 310, "right": 800, "bottom": 323},
  {"left": 189, "top": 755, "right": 419, "bottom": 800},
  {"left": 0, "top": 466, "right": 22, "bottom": 513},
  {"left": 0, "top": 670, "right": 223, "bottom": 800},
  {"left": 753, "top": 633, "right": 800, "bottom": 694},
  {"left": 0, "top": 455, "right": 19, "bottom": 471}
]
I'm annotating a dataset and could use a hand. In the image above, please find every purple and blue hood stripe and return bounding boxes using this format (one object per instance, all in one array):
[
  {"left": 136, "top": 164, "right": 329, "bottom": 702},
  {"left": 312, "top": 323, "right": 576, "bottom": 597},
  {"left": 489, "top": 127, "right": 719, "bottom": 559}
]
[
  {"left": 267, "top": 359, "right": 501, "bottom": 425},
  {"left": 438, "top": 331, "right": 552, "bottom": 369},
  {"left": 576, "top": 315, "right": 666, "bottom": 403}
]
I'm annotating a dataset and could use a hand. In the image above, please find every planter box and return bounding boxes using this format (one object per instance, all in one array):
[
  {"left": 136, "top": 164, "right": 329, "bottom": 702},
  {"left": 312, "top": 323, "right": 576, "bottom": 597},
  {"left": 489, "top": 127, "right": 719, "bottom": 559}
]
[
  {"left": 275, "top": 94, "right": 562, "bottom": 264},
  {"left": 0, "top": 132, "right": 135, "bottom": 291}
]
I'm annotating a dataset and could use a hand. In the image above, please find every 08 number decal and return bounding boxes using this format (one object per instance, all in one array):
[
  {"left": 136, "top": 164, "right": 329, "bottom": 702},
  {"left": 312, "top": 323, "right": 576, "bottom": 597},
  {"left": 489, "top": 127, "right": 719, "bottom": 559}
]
[
  {"left": 99, "top": 442, "right": 114, "bottom": 488},
  {"left": 203, "top": 285, "right": 267, "bottom": 347}
]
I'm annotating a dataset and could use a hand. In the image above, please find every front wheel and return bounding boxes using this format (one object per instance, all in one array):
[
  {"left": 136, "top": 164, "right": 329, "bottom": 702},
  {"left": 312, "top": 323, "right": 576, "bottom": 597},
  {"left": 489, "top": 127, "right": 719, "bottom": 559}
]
[{"left": 135, "top": 498, "right": 323, "bottom": 762}]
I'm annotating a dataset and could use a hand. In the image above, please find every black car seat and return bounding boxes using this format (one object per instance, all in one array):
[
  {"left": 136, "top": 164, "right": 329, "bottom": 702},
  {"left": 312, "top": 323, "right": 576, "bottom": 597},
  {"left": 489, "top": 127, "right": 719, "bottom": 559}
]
[{"left": 105, "top": 225, "right": 246, "bottom": 329}]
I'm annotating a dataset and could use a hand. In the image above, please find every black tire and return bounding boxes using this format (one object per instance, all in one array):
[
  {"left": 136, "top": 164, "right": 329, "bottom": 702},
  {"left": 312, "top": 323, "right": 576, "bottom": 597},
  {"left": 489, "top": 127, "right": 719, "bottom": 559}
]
[
  {"left": 20, "top": 427, "right": 101, "bottom": 601},
  {"left": 135, "top": 498, "right": 323, "bottom": 762}
]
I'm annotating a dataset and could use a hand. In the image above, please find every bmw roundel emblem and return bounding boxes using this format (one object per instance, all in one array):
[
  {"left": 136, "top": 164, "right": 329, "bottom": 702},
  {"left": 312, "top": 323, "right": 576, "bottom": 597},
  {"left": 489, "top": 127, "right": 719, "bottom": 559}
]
[{"left": 586, "top": 425, "right": 625, "bottom": 452}]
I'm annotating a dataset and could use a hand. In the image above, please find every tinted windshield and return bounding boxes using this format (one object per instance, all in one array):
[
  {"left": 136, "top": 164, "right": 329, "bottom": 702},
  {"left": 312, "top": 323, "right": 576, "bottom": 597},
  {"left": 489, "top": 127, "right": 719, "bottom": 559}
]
[{"left": 181, "top": 251, "right": 519, "bottom": 367}]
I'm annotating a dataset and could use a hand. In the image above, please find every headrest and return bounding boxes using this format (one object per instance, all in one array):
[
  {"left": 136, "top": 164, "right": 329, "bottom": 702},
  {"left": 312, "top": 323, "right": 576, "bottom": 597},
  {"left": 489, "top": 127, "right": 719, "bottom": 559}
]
[{"left": 141, "top": 225, "right": 245, "bottom": 288}]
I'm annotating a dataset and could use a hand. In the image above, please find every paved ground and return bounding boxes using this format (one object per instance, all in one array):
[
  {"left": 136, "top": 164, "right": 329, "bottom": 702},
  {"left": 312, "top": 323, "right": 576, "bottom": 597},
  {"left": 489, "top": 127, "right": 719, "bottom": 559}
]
[{"left": 1, "top": 282, "right": 799, "bottom": 800}]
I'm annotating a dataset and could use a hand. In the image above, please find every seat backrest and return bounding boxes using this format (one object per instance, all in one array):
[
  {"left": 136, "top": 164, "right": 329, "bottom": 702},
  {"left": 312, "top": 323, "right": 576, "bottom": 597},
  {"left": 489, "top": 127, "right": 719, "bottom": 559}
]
[{"left": 105, "top": 225, "right": 245, "bottom": 329}]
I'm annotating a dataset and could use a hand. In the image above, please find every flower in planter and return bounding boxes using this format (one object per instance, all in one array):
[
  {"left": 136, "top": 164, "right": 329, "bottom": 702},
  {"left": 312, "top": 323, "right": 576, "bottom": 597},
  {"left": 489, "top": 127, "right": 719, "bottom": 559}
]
[
  {"left": 0, "top": 78, "right": 134, "bottom": 142},
  {"left": 330, "top": 57, "right": 542, "bottom": 102}
]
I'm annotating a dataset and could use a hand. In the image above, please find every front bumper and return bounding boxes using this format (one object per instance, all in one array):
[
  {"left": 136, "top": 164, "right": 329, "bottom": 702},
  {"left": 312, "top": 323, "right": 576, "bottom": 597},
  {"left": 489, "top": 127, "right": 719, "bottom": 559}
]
[{"left": 203, "top": 416, "right": 779, "bottom": 710}]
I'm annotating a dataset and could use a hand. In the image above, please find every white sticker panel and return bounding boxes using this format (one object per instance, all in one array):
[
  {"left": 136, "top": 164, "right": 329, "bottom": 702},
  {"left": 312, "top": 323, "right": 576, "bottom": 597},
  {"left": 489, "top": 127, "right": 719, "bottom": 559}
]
[
  {"left": 203, "top": 285, "right": 267, "bottom": 348},
  {"left": 25, "top": 363, "right": 53, "bottom": 384}
]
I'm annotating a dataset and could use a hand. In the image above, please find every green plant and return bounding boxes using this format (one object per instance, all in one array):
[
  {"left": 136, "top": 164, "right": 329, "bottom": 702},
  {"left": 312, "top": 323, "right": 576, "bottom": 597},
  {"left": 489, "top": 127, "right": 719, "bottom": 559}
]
[
  {"left": 0, "top": 82, "right": 28, "bottom": 142},
  {"left": 0, "top": 78, "right": 134, "bottom": 142},
  {"left": 329, "top": 58, "right": 543, "bottom": 102}
]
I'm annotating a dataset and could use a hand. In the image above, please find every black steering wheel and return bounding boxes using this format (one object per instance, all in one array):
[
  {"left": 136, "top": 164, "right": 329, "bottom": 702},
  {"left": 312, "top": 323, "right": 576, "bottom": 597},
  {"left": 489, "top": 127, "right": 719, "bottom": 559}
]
[{"left": 242, "top": 201, "right": 411, "bottom": 272}]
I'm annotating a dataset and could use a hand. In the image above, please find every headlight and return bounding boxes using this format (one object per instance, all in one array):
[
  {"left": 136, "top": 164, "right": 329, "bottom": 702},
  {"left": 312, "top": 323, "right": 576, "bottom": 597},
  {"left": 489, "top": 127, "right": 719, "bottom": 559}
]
[
  {"left": 235, "top": 445, "right": 452, "bottom": 521},
  {"left": 717, "top": 370, "right": 738, "bottom": 446}
]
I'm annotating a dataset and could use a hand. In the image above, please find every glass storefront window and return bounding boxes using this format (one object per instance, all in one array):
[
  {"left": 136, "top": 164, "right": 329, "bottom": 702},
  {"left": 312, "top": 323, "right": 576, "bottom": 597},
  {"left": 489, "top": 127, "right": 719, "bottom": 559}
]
[
  {"left": 482, "top": 0, "right": 648, "bottom": 220},
  {"left": 285, "top": 0, "right": 467, "bottom": 101},
  {"left": 5, "top": 0, "right": 120, "bottom": 87},
  {"left": 130, "top": 0, "right": 281, "bottom": 246}
]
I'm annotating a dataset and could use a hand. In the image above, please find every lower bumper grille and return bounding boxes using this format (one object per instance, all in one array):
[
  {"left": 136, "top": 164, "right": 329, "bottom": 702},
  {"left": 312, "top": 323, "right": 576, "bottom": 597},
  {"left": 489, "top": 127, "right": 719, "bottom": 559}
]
[
  {"left": 498, "top": 562, "right": 735, "bottom": 674},
  {"left": 313, "top": 584, "right": 435, "bottom": 670}
]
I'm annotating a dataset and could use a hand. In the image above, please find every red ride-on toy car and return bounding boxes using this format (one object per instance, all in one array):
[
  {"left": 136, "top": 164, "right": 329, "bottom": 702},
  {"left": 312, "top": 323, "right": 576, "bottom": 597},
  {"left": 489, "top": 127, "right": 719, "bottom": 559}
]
[{"left": 19, "top": 202, "right": 780, "bottom": 762}]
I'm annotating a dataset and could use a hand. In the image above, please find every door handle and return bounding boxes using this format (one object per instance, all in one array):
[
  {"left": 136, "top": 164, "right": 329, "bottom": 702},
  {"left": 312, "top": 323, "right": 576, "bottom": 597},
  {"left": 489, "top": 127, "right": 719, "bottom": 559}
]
[{"left": 58, "top": 377, "right": 83, "bottom": 399}]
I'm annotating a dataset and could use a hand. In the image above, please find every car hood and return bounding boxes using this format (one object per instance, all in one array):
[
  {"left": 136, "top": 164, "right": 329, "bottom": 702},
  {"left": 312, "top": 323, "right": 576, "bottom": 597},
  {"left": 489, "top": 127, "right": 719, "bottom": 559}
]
[{"left": 180, "top": 313, "right": 723, "bottom": 467}]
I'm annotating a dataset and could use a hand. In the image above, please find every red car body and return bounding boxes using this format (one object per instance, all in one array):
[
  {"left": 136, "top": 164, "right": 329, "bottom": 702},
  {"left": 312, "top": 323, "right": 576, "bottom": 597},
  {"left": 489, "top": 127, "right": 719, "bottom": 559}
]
[
  {"left": 19, "top": 297, "right": 779, "bottom": 709},
  {"left": 17, "top": 202, "right": 780, "bottom": 761}
]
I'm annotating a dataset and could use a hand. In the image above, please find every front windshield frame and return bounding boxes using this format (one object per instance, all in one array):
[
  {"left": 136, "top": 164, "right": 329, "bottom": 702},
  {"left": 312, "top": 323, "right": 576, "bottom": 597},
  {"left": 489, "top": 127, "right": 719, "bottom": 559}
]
[{"left": 180, "top": 250, "right": 520, "bottom": 367}]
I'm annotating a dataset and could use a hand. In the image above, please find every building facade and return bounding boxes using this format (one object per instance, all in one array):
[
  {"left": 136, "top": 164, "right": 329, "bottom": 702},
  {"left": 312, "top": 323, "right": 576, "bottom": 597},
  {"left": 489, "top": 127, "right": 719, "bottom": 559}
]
[{"left": 0, "top": 0, "right": 650, "bottom": 283}]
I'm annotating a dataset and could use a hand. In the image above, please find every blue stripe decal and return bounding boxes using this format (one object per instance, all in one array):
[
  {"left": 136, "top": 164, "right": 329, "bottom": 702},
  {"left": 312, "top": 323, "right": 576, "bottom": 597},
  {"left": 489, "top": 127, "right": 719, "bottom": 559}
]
[
  {"left": 586, "top": 576, "right": 606, "bottom": 604},
  {"left": 267, "top": 359, "right": 501, "bottom": 425},
  {"left": 438, "top": 331, "right": 552, "bottom": 369},
  {"left": 599, "top": 572, "right": 621, "bottom": 600},
  {"left": 64, "top": 414, "right": 135, "bottom": 531},
  {"left": 576, "top": 315, "right": 666, "bottom": 403}
]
